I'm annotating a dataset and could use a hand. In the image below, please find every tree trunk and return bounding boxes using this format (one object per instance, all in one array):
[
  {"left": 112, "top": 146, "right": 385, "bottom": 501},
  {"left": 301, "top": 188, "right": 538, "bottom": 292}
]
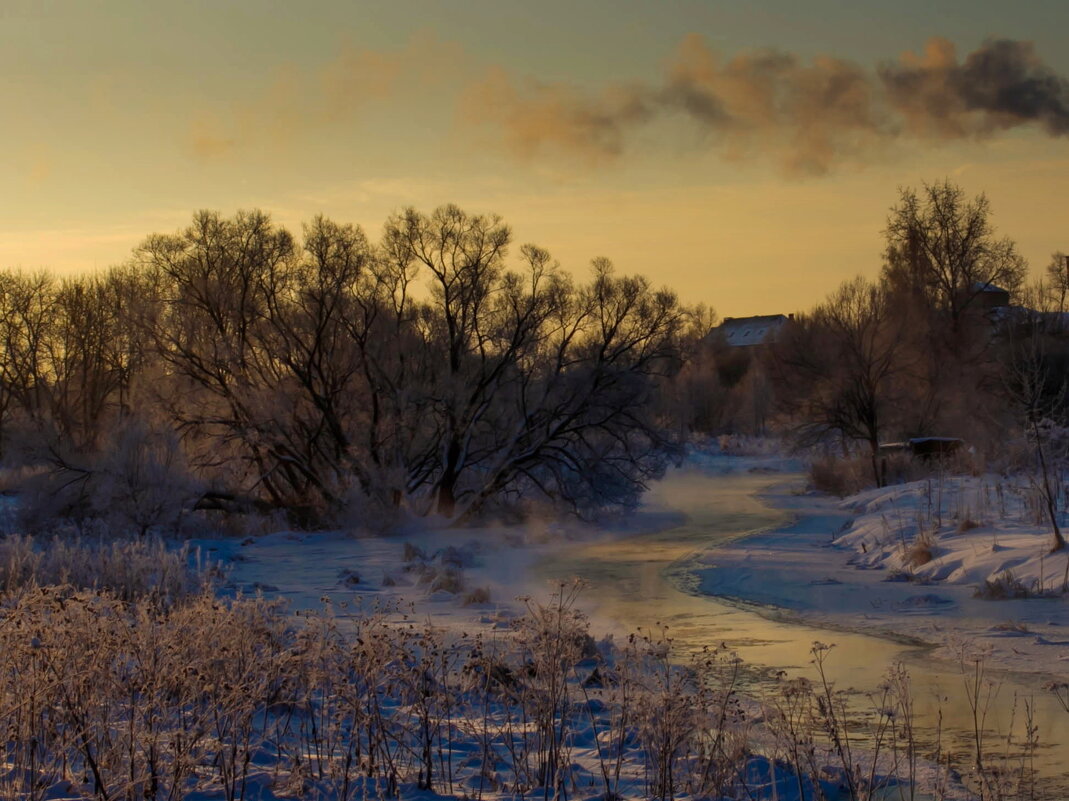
[
  {"left": 436, "top": 439, "right": 461, "bottom": 517},
  {"left": 1032, "top": 419, "right": 1065, "bottom": 552},
  {"left": 869, "top": 438, "right": 883, "bottom": 488}
]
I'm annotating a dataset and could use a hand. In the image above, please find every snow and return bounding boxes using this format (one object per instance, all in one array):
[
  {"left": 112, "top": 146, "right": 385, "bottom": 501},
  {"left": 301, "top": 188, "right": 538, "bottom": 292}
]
[
  {"left": 691, "top": 475, "right": 1069, "bottom": 677},
  {"left": 183, "top": 452, "right": 1069, "bottom": 798},
  {"left": 198, "top": 457, "right": 1069, "bottom": 699},
  {"left": 193, "top": 504, "right": 686, "bottom": 630}
]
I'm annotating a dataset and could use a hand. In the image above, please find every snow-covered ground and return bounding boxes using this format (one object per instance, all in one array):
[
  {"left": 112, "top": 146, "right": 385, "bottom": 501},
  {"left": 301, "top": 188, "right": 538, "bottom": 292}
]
[
  {"left": 198, "top": 458, "right": 1069, "bottom": 682},
  {"left": 191, "top": 444, "right": 800, "bottom": 633},
  {"left": 692, "top": 475, "right": 1069, "bottom": 678},
  {"left": 193, "top": 502, "right": 686, "bottom": 631},
  {"left": 179, "top": 452, "right": 1069, "bottom": 799},
  {"left": 838, "top": 477, "right": 1069, "bottom": 594}
]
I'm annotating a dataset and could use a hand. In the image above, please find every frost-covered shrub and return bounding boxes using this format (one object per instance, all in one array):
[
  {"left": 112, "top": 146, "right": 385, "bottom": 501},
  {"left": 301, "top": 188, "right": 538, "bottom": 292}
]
[
  {"left": 809, "top": 455, "right": 872, "bottom": 496},
  {"left": 975, "top": 571, "right": 1036, "bottom": 600},
  {"left": 17, "top": 417, "right": 200, "bottom": 537},
  {"left": 0, "top": 580, "right": 1004, "bottom": 801},
  {"left": 0, "top": 534, "right": 210, "bottom": 602},
  {"left": 0, "top": 587, "right": 287, "bottom": 801},
  {"left": 93, "top": 419, "right": 199, "bottom": 535}
]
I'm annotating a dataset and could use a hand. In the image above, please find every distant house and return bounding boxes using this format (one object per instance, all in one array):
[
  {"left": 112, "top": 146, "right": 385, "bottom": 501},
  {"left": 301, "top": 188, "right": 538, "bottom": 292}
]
[
  {"left": 968, "top": 282, "right": 1010, "bottom": 312},
  {"left": 712, "top": 314, "right": 791, "bottom": 348}
]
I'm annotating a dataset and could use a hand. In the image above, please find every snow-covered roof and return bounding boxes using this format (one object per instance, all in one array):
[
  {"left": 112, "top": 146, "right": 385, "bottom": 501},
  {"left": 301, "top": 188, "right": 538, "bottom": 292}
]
[
  {"left": 714, "top": 314, "right": 789, "bottom": 347},
  {"left": 970, "top": 281, "right": 1009, "bottom": 294},
  {"left": 988, "top": 305, "right": 1069, "bottom": 331}
]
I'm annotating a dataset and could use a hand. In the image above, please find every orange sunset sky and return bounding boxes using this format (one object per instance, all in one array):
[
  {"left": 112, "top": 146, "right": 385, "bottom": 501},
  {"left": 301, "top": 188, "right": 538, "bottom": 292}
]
[{"left": 3, "top": 0, "right": 1068, "bottom": 316}]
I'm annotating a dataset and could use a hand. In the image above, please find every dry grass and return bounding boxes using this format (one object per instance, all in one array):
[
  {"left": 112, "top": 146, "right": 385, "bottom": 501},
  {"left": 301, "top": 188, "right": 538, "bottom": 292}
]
[
  {"left": 975, "top": 570, "right": 1037, "bottom": 600},
  {"left": 906, "top": 529, "right": 936, "bottom": 568},
  {"left": 809, "top": 455, "right": 872, "bottom": 497},
  {"left": 0, "top": 533, "right": 211, "bottom": 602},
  {"left": 0, "top": 563, "right": 1052, "bottom": 800},
  {"left": 462, "top": 585, "right": 491, "bottom": 605}
]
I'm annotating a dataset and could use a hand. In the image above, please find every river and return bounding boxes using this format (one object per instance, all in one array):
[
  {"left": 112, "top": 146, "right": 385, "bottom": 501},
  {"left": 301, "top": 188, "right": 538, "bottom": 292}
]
[{"left": 532, "top": 466, "right": 1069, "bottom": 796}]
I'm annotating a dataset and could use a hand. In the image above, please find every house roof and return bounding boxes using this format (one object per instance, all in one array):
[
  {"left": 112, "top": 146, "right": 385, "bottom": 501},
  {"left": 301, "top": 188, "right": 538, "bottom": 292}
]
[
  {"left": 970, "top": 281, "right": 1009, "bottom": 295},
  {"left": 714, "top": 314, "right": 789, "bottom": 347}
]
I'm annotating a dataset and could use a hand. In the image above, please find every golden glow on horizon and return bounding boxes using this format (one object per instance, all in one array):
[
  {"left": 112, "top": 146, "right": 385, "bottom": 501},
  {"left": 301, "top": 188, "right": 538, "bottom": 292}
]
[{"left": 2, "top": 2, "right": 1067, "bottom": 317}]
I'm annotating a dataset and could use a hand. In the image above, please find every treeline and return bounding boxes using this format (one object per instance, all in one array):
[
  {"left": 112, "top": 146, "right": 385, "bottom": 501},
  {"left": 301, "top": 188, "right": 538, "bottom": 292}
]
[
  {"left": 3, "top": 182, "right": 1064, "bottom": 534},
  {"left": 682, "top": 180, "right": 1069, "bottom": 493},
  {"left": 0, "top": 206, "right": 697, "bottom": 532}
]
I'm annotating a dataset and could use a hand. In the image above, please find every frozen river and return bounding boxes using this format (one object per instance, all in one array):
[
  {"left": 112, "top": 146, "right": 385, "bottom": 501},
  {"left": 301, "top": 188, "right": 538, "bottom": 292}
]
[{"left": 533, "top": 467, "right": 1069, "bottom": 795}]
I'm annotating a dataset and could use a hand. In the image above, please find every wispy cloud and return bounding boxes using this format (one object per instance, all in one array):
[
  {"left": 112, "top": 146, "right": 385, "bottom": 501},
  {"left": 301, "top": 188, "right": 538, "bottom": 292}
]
[
  {"left": 188, "top": 114, "right": 238, "bottom": 160},
  {"left": 460, "top": 67, "right": 654, "bottom": 165},
  {"left": 185, "top": 32, "right": 468, "bottom": 162},
  {"left": 462, "top": 35, "right": 1069, "bottom": 176},
  {"left": 183, "top": 32, "right": 1069, "bottom": 177}
]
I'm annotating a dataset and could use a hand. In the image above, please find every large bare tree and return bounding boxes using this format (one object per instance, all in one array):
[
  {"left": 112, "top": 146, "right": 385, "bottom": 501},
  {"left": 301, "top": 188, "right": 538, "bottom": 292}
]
[
  {"left": 884, "top": 180, "right": 1027, "bottom": 329},
  {"left": 131, "top": 206, "right": 688, "bottom": 522}
]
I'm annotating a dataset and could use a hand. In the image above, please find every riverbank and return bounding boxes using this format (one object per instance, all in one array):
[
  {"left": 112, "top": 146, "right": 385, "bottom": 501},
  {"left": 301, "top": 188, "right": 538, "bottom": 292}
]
[
  {"left": 200, "top": 453, "right": 1069, "bottom": 680},
  {"left": 690, "top": 478, "right": 1069, "bottom": 680},
  {"left": 193, "top": 496, "right": 687, "bottom": 630},
  {"left": 198, "top": 456, "right": 1069, "bottom": 796}
]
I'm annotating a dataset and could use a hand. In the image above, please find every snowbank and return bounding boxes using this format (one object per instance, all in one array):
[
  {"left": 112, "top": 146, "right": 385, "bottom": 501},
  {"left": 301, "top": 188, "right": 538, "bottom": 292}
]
[
  {"left": 692, "top": 475, "right": 1069, "bottom": 677},
  {"left": 837, "top": 476, "right": 1069, "bottom": 594}
]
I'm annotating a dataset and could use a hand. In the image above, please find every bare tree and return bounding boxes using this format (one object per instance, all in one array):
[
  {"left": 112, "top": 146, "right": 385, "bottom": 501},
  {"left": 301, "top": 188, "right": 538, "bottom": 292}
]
[
  {"left": 381, "top": 205, "right": 512, "bottom": 516},
  {"left": 129, "top": 206, "right": 688, "bottom": 523},
  {"left": 1001, "top": 315, "right": 1068, "bottom": 554},
  {"left": 884, "top": 180, "right": 1028, "bottom": 329},
  {"left": 0, "top": 271, "right": 55, "bottom": 453},
  {"left": 379, "top": 206, "right": 688, "bottom": 519},
  {"left": 1044, "top": 251, "right": 1069, "bottom": 314},
  {"left": 773, "top": 277, "right": 906, "bottom": 486},
  {"left": 138, "top": 210, "right": 380, "bottom": 517}
]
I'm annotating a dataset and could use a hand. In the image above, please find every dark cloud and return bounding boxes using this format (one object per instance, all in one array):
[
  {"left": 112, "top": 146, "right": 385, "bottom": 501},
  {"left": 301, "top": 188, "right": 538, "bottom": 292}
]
[
  {"left": 184, "top": 32, "right": 1069, "bottom": 175},
  {"left": 660, "top": 35, "right": 889, "bottom": 174},
  {"left": 464, "top": 35, "right": 1069, "bottom": 175},
  {"left": 951, "top": 38, "right": 1069, "bottom": 135},
  {"left": 880, "top": 37, "right": 1069, "bottom": 139}
]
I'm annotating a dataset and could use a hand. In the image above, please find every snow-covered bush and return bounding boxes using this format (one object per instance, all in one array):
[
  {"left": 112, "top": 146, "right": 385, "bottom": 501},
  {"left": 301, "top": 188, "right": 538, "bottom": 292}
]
[
  {"left": 16, "top": 417, "right": 200, "bottom": 537},
  {"left": 0, "top": 577, "right": 1035, "bottom": 800},
  {"left": 0, "top": 533, "right": 211, "bottom": 602}
]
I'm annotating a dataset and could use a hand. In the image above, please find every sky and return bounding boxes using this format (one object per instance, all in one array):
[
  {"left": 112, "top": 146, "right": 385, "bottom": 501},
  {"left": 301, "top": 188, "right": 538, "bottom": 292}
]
[{"left": 3, "top": 0, "right": 1068, "bottom": 316}]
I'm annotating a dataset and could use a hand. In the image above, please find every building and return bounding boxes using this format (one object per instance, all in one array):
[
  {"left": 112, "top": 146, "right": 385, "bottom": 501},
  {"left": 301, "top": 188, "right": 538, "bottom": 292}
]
[
  {"left": 712, "top": 314, "right": 791, "bottom": 348},
  {"left": 968, "top": 282, "right": 1011, "bottom": 312}
]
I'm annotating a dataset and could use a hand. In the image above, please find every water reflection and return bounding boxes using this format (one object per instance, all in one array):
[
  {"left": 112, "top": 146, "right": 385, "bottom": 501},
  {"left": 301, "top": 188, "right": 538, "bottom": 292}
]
[{"left": 534, "top": 467, "right": 1069, "bottom": 794}]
